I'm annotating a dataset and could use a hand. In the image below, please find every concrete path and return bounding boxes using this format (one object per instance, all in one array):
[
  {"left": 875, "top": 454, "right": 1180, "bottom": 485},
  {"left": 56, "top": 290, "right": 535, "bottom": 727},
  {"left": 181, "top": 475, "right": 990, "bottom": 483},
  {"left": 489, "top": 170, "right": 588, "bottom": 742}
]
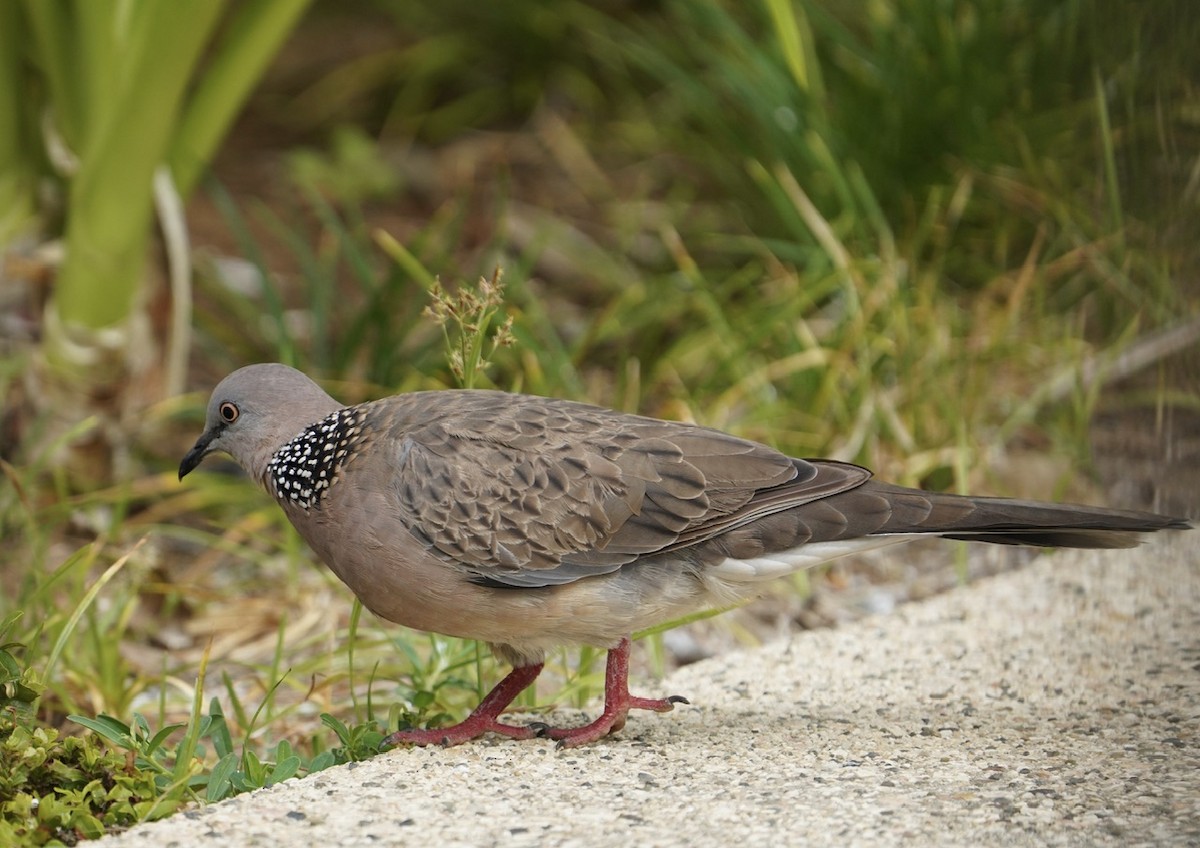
[{"left": 98, "top": 534, "right": 1198, "bottom": 847}]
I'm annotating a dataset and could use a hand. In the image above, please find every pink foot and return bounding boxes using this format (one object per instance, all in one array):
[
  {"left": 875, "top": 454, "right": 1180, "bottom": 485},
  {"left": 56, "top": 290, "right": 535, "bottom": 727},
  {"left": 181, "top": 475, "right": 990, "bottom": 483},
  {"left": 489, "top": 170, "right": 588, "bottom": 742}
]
[
  {"left": 382, "top": 639, "right": 687, "bottom": 749},
  {"left": 546, "top": 638, "right": 688, "bottom": 748},
  {"left": 383, "top": 663, "right": 545, "bottom": 748}
]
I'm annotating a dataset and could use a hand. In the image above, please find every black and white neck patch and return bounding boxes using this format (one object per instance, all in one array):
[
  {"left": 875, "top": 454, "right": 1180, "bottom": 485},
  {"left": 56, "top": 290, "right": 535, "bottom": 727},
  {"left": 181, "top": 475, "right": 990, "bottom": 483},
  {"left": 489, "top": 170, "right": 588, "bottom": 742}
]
[{"left": 267, "top": 407, "right": 368, "bottom": 509}]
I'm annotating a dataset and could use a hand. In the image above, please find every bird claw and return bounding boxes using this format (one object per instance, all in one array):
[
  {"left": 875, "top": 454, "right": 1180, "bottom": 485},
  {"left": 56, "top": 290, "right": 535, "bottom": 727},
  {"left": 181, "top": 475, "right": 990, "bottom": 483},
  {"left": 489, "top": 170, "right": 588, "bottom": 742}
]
[
  {"left": 378, "top": 642, "right": 693, "bottom": 750},
  {"left": 382, "top": 718, "right": 542, "bottom": 749}
]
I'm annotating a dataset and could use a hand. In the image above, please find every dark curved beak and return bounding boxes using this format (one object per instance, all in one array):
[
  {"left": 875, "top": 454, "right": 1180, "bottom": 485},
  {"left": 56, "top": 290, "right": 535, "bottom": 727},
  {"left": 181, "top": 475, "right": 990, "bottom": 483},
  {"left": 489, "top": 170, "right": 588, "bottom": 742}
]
[{"left": 179, "top": 429, "right": 218, "bottom": 480}]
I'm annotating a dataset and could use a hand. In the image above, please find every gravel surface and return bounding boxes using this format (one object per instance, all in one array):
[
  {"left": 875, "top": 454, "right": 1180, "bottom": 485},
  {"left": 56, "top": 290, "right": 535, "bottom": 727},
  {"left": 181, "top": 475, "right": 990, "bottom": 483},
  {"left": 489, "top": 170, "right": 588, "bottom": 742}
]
[{"left": 97, "top": 533, "right": 1198, "bottom": 847}]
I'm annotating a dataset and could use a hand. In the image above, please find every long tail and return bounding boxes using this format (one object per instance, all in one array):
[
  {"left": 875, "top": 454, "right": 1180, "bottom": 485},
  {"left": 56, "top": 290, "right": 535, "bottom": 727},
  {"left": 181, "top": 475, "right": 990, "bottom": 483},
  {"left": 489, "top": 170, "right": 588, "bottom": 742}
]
[
  {"left": 692, "top": 464, "right": 1189, "bottom": 586},
  {"left": 843, "top": 479, "right": 1190, "bottom": 549}
]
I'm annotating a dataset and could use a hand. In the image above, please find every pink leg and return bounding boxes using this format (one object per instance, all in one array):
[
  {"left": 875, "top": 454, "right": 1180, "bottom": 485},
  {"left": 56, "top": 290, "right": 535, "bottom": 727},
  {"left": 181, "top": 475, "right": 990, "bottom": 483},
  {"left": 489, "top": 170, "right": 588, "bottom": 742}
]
[
  {"left": 383, "top": 662, "right": 545, "bottom": 748},
  {"left": 547, "top": 637, "right": 688, "bottom": 748}
]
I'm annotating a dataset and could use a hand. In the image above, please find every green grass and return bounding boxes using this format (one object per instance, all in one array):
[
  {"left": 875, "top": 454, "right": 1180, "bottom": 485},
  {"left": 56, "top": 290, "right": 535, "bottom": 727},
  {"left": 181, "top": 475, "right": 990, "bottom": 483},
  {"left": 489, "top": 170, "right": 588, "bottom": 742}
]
[{"left": 0, "top": 0, "right": 1195, "bottom": 841}]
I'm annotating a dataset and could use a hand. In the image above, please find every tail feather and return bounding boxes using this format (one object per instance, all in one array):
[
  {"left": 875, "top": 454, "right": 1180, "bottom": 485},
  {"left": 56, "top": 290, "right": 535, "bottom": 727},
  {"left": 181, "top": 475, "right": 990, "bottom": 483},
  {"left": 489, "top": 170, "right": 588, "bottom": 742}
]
[
  {"left": 937, "top": 529, "right": 1146, "bottom": 549},
  {"left": 858, "top": 480, "right": 1190, "bottom": 549}
]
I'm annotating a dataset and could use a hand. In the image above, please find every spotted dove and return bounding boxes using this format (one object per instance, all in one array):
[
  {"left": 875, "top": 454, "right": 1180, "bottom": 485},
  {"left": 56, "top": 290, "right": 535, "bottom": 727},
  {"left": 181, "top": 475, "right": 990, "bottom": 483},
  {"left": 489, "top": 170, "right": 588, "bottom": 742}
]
[{"left": 179, "top": 363, "right": 1190, "bottom": 747}]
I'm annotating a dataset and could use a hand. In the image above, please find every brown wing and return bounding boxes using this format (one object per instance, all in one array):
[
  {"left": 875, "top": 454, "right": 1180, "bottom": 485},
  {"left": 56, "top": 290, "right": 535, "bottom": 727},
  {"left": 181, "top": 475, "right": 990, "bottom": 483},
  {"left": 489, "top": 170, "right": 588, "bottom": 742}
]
[{"left": 380, "top": 391, "right": 870, "bottom": 588}]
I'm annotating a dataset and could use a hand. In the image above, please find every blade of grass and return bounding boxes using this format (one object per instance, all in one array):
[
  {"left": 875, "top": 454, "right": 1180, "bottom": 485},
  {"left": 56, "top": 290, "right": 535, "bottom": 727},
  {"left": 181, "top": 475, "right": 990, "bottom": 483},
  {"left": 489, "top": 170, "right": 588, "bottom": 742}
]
[
  {"left": 43, "top": 537, "right": 145, "bottom": 683},
  {"left": 170, "top": 0, "right": 312, "bottom": 196}
]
